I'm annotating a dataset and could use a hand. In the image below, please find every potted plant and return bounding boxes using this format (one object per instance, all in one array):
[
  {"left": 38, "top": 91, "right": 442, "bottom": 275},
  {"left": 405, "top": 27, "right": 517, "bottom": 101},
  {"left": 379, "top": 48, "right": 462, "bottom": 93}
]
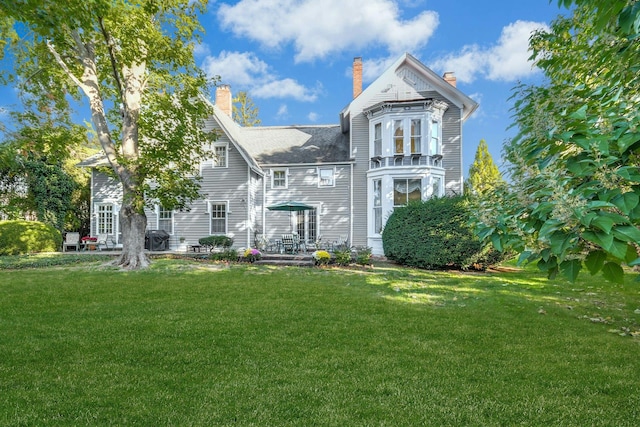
[{"left": 243, "top": 248, "right": 262, "bottom": 263}]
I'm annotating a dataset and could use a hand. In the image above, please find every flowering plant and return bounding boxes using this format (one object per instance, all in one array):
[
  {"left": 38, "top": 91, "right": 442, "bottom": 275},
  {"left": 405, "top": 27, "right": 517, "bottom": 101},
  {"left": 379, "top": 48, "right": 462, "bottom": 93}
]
[
  {"left": 312, "top": 250, "right": 331, "bottom": 265},
  {"left": 243, "top": 248, "right": 262, "bottom": 262},
  {"left": 81, "top": 236, "right": 97, "bottom": 242}
]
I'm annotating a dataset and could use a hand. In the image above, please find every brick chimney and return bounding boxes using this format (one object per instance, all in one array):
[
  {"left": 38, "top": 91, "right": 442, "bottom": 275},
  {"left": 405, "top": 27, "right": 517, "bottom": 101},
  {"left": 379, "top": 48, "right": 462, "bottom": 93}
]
[
  {"left": 353, "top": 57, "right": 363, "bottom": 98},
  {"left": 443, "top": 71, "right": 457, "bottom": 87},
  {"left": 215, "top": 84, "right": 232, "bottom": 116}
]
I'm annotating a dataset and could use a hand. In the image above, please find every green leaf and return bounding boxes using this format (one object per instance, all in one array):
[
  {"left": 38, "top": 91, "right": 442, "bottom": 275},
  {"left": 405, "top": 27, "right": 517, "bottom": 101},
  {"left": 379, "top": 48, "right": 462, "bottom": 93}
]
[
  {"left": 560, "top": 259, "right": 582, "bottom": 283},
  {"left": 629, "top": 257, "right": 640, "bottom": 267},
  {"left": 549, "top": 231, "right": 573, "bottom": 257},
  {"left": 617, "top": 131, "right": 640, "bottom": 153},
  {"left": 615, "top": 167, "right": 640, "bottom": 183},
  {"left": 538, "top": 256, "right": 557, "bottom": 272},
  {"left": 602, "top": 262, "right": 624, "bottom": 284},
  {"left": 591, "top": 215, "right": 616, "bottom": 233},
  {"left": 612, "top": 225, "right": 640, "bottom": 243},
  {"left": 585, "top": 250, "right": 607, "bottom": 275},
  {"left": 569, "top": 104, "right": 588, "bottom": 120},
  {"left": 517, "top": 250, "right": 533, "bottom": 266},
  {"left": 609, "top": 239, "right": 631, "bottom": 260},
  {"left": 490, "top": 233, "right": 502, "bottom": 252},
  {"left": 582, "top": 230, "right": 614, "bottom": 251},
  {"left": 611, "top": 192, "right": 640, "bottom": 212}
]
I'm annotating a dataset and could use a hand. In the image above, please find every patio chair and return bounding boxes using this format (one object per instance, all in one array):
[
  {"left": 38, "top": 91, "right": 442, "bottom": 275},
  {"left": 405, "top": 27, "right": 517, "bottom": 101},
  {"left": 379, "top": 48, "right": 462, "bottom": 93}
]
[
  {"left": 62, "top": 232, "right": 80, "bottom": 252},
  {"left": 281, "top": 234, "right": 298, "bottom": 254},
  {"left": 96, "top": 234, "right": 116, "bottom": 251},
  {"left": 332, "top": 235, "right": 349, "bottom": 251}
]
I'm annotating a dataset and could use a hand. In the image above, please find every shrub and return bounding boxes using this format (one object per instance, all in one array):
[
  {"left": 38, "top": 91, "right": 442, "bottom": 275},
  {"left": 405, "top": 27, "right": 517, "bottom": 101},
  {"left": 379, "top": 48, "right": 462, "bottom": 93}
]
[
  {"left": 382, "top": 196, "right": 505, "bottom": 270},
  {"left": 199, "top": 235, "right": 233, "bottom": 251},
  {"left": 0, "top": 220, "right": 62, "bottom": 256},
  {"left": 333, "top": 248, "right": 352, "bottom": 266},
  {"left": 209, "top": 249, "right": 238, "bottom": 262},
  {"left": 312, "top": 250, "right": 331, "bottom": 265},
  {"left": 353, "top": 246, "right": 372, "bottom": 266}
]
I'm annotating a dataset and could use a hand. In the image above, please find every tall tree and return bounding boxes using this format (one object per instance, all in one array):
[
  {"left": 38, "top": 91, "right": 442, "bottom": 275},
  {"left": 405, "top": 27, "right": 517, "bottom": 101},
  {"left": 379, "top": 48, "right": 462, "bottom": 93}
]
[
  {"left": 466, "top": 139, "right": 504, "bottom": 196},
  {"left": 0, "top": 0, "right": 215, "bottom": 269},
  {"left": 472, "top": 1, "right": 640, "bottom": 282},
  {"left": 232, "top": 91, "right": 261, "bottom": 127}
]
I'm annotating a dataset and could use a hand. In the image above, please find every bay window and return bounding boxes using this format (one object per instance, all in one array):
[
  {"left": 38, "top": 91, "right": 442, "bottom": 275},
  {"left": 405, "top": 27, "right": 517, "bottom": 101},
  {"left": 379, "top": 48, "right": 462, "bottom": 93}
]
[{"left": 393, "top": 179, "right": 422, "bottom": 206}]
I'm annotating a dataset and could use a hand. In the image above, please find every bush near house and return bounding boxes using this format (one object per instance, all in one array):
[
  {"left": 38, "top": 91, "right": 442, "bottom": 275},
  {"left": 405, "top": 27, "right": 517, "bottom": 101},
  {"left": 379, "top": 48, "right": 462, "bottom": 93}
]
[
  {"left": 382, "top": 196, "right": 504, "bottom": 270},
  {"left": 0, "top": 220, "right": 62, "bottom": 256},
  {"left": 198, "top": 236, "right": 233, "bottom": 252}
]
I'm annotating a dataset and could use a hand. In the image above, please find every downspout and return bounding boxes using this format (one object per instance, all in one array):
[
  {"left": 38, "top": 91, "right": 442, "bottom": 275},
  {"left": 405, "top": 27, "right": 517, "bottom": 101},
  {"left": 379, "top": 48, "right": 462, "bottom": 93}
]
[
  {"left": 262, "top": 170, "right": 267, "bottom": 238},
  {"left": 350, "top": 163, "right": 354, "bottom": 247},
  {"left": 247, "top": 165, "right": 251, "bottom": 248}
]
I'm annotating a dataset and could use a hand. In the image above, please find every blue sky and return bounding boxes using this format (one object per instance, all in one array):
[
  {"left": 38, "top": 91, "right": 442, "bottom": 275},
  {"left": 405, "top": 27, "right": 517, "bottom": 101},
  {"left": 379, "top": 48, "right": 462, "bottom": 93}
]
[
  {"left": 0, "top": 0, "right": 569, "bottom": 176},
  {"left": 197, "top": 0, "right": 568, "bottom": 175}
]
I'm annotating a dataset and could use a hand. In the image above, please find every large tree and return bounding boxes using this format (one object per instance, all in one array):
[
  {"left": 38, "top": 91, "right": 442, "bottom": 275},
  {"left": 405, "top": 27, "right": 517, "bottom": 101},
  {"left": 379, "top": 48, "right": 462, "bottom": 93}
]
[
  {"left": 466, "top": 139, "right": 504, "bottom": 196},
  {"left": 0, "top": 0, "right": 215, "bottom": 269},
  {"left": 472, "top": 1, "right": 640, "bottom": 282},
  {"left": 232, "top": 91, "right": 261, "bottom": 127}
]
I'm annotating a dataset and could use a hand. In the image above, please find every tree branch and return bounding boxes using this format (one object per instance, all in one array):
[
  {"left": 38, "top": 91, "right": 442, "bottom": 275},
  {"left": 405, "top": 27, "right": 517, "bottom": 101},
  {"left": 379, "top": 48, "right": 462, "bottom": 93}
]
[
  {"left": 98, "top": 16, "right": 124, "bottom": 102},
  {"left": 45, "top": 40, "right": 86, "bottom": 92}
]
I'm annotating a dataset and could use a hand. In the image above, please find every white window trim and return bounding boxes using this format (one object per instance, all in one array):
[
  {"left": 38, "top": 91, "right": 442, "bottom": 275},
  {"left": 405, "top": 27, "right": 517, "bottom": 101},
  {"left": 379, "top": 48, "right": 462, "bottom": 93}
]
[
  {"left": 317, "top": 167, "right": 336, "bottom": 188},
  {"left": 207, "top": 200, "right": 229, "bottom": 235},
  {"left": 155, "top": 204, "right": 174, "bottom": 235},
  {"left": 212, "top": 143, "right": 229, "bottom": 168},
  {"left": 430, "top": 119, "right": 442, "bottom": 156},
  {"left": 271, "top": 168, "right": 288, "bottom": 189},
  {"left": 95, "top": 202, "right": 117, "bottom": 236}
]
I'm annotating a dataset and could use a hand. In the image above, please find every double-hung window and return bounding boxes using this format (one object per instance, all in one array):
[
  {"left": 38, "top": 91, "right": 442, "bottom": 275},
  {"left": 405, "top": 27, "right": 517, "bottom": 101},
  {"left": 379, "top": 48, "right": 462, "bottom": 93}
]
[
  {"left": 318, "top": 167, "right": 335, "bottom": 187},
  {"left": 410, "top": 119, "right": 421, "bottom": 154},
  {"left": 373, "top": 179, "right": 382, "bottom": 234},
  {"left": 210, "top": 202, "right": 227, "bottom": 235},
  {"left": 393, "top": 120, "right": 404, "bottom": 154},
  {"left": 213, "top": 144, "right": 228, "bottom": 168},
  {"left": 373, "top": 122, "right": 382, "bottom": 157},
  {"left": 430, "top": 121, "right": 440, "bottom": 156},
  {"left": 158, "top": 206, "right": 173, "bottom": 234},
  {"left": 272, "top": 169, "right": 287, "bottom": 189}
]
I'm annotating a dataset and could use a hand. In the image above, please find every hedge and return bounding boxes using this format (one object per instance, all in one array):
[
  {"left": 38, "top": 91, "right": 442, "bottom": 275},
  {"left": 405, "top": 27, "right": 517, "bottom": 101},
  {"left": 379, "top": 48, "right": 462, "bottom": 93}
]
[{"left": 0, "top": 220, "right": 62, "bottom": 256}]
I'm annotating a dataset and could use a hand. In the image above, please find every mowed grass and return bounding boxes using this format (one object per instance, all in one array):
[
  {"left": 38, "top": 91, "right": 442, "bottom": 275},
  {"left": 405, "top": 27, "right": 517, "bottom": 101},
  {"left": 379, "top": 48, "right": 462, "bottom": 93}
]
[{"left": 1, "top": 257, "right": 639, "bottom": 426}]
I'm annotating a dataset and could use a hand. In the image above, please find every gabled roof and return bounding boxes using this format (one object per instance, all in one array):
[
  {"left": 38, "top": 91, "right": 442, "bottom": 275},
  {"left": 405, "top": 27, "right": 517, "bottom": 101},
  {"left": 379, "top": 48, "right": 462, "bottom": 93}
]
[
  {"left": 208, "top": 98, "right": 351, "bottom": 166},
  {"left": 341, "top": 53, "right": 479, "bottom": 129},
  {"left": 241, "top": 125, "right": 350, "bottom": 165}
]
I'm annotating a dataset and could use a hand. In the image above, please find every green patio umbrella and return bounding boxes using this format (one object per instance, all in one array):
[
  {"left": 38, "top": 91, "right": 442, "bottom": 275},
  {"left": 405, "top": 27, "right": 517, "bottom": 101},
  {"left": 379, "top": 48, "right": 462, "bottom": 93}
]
[{"left": 267, "top": 201, "right": 315, "bottom": 233}]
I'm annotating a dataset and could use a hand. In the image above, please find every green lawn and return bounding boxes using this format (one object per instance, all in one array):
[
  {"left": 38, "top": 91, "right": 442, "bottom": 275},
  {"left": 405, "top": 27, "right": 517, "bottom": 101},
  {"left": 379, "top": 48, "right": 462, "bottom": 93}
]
[{"left": 1, "top": 256, "right": 639, "bottom": 426}]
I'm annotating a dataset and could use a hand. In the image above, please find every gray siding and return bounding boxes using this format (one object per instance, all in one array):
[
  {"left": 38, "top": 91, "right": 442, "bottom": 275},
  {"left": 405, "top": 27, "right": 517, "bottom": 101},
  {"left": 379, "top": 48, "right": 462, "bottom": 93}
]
[
  {"left": 351, "top": 112, "right": 369, "bottom": 247},
  {"left": 263, "top": 164, "right": 351, "bottom": 245}
]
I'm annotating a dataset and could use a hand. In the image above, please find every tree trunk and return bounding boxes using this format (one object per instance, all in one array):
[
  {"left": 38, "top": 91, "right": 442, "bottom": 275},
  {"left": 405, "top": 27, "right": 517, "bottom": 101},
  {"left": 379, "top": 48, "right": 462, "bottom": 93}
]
[{"left": 114, "top": 185, "right": 149, "bottom": 270}]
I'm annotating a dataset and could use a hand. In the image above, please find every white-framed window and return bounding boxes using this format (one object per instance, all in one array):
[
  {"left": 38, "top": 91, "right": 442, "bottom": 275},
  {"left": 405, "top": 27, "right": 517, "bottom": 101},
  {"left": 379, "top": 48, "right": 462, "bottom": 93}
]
[
  {"left": 213, "top": 144, "right": 228, "bottom": 168},
  {"left": 393, "top": 120, "right": 404, "bottom": 154},
  {"left": 393, "top": 178, "right": 422, "bottom": 207},
  {"left": 318, "top": 167, "right": 335, "bottom": 187},
  {"left": 431, "top": 176, "right": 443, "bottom": 198},
  {"left": 209, "top": 201, "right": 227, "bottom": 235},
  {"left": 271, "top": 169, "right": 288, "bottom": 189},
  {"left": 157, "top": 205, "right": 174, "bottom": 234},
  {"left": 373, "top": 122, "right": 382, "bottom": 157},
  {"left": 411, "top": 119, "right": 422, "bottom": 154},
  {"left": 430, "top": 120, "right": 441, "bottom": 155},
  {"left": 373, "top": 179, "right": 382, "bottom": 234},
  {"left": 97, "top": 204, "right": 114, "bottom": 235}
]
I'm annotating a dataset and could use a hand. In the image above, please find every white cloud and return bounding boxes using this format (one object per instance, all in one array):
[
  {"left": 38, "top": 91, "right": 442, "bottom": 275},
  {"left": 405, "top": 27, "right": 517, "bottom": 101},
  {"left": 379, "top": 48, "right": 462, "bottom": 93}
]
[
  {"left": 276, "top": 104, "right": 289, "bottom": 120},
  {"left": 252, "top": 78, "right": 321, "bottom": 102},
  {"left": 201, "top": 51, "right": 319, "bottom": 102},
  {"left": 431, "top": 20, "right": 549, "bottom": 83},
  {"left": 216, "top": 0, "right": 439, "bottom": 63},
  {"left": 193, "top": 42, "right": 211, "bottom": 58},
  {"left": 307, "top": 112, "right": 319, "bottom": 122}
]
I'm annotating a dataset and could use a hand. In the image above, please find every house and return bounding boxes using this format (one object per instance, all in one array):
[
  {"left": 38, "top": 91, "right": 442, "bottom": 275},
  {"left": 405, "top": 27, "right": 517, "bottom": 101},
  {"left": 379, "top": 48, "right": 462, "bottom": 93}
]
[{"left": 80, "top": 53, "right": 478, "bottom": 255}]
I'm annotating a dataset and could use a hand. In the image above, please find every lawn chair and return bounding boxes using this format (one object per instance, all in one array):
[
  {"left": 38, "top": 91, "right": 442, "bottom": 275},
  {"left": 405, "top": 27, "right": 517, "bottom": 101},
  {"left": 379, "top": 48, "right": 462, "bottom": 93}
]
[
  {"left": 96, "top": 234, "right": 116, "bottom": 251},
  {"left": 281, "top": 234, "right": 298, "bottom": 254},
  {"left": 62, "top": 232, "right": 80, "bottom": 252}
]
